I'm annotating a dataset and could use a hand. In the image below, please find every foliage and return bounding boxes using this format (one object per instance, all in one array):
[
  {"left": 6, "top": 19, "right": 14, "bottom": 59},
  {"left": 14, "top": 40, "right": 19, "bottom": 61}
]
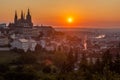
[{"left": 0, "top": 48, "right": 120, "bottom": 80}]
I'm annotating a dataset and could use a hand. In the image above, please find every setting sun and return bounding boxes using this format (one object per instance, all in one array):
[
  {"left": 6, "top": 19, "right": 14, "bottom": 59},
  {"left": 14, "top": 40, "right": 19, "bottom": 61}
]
[{"left": 67, "top": 17, "right": 73, "bottom": 23}]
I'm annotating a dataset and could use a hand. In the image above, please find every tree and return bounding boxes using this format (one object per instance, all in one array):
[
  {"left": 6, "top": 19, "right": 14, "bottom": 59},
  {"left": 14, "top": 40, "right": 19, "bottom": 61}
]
[
  {"left": 93, "top": 65, "right": 120, "bottom": 80},
  {"left": 114, "top": 53, "right": 120, "bottom": 73},
  {"left": 35, "top": 44, "right": 42, "bottom": 54},
  {"left": 4, "top": 71, "right": 39, "bottom": 80},
  {"left": 66, "top": 49, "right": 75, "bottom": 72},
  {"left": 0, "top": 64, "right": 9, "bottom": 73},
  {"left": 52, "top": 50, "right": 67, "bottom": 72},
  {"left": 102, "top": 50, "right": 113, "bottom": 68},
  {"left": 79, "top": 53, "right": 88, "bottom": 71},
  {"left": 94, "top": 58, "right": 102, "bottom": 73},
  {"left": 16, "top": 53, "right": 37, "bottom": 65}
]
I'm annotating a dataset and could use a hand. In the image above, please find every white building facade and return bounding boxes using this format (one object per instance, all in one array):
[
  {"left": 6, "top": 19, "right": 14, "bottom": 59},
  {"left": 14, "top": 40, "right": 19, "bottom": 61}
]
[{"left": 11, "top": 39, "right": 37, "bottom": 52}]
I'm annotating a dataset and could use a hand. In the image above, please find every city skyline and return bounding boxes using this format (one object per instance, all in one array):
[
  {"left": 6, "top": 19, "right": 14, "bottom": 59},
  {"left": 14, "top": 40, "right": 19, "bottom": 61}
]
[{"left": 0, "top": 0, "right": 120, "bottom": 28}]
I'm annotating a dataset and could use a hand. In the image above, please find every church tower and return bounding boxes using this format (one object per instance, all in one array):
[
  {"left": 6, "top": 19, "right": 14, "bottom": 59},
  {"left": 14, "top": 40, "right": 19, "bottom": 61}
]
[
  {"left": 13, "top": 9, "right": 33, "bottom": 27},
  {"left": 26, "top": 9, "right": 33, "bottom": 26},
  {"left": 21, "top": 10, "right": 24, "bottom": 21},
  {"left": 14, "top": 11, "right": 18, "bottom": 24},
  {"left": 26, "top": 9, "right": 32, "bottom": 23}
]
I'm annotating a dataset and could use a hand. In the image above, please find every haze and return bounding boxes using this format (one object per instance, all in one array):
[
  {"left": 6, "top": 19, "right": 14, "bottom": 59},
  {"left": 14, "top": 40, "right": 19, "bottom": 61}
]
[{"left": 0, "top": 0, "right": 120, "bottom": 28}]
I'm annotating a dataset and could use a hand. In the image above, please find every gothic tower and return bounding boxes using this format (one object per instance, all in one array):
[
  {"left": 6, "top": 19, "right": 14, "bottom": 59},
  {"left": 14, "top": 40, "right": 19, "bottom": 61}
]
[
  {"left": 26, "top": 9, "right": 32, "bottom": 23},
  {"left": 13, "top": 9, "right": 33, "bottom": 27},
  {"left": 21, "top": 10, "right": 24, "bottom": 21},
  {"left": 14, "top": 11, "right": 18, "bottom": 24}
]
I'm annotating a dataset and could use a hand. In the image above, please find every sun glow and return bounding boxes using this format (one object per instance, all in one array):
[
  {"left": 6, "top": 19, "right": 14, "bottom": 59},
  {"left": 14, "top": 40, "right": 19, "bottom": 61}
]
[{"left": 67, "top": 17, "right": 73, "bottom": 23}]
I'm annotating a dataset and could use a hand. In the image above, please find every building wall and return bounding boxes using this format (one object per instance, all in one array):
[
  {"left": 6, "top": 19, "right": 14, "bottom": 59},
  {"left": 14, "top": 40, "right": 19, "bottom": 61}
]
[
  {"left": 11, "top": 39, "right": 37, "bottom": 52},
  {"left": 0, "top": 37, "right": 9, "bottom": 46},
  {"left": 0, "top": 23, "right": 7, "bottom": 29}
]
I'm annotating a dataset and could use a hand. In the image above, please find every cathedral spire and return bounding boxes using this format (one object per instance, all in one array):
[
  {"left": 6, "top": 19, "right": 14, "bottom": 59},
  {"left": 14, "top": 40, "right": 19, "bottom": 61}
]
[
  {"left": 14, "top": 10, "right": 18, "bottom": 23},
  {"left": 23, "top": 13, "right": 25, "bottom": 19},
  {"left": 27, "top": 8, "right": 30, "bottom": 15},
  {"left": 13, "top": 9, "right": 33, "bottom": 27},
  {"left": 21, "top": 10, "right": 24, "bottom": 20},
  {"left": 26, "top": 8, "right": 32, "bottom": 23}
]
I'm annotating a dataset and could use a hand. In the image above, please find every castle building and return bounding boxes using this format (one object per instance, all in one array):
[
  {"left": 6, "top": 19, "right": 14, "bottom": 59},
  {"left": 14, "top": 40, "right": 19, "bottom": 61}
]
[
  {"left": 8, "top": 9, "right": 55, "bottom": 38},
  {"left": 9, "top": 9, "right": 39, "bottom": 37},
  {"left": 13, "top": 9, "right": 33, "bottom": 27}
]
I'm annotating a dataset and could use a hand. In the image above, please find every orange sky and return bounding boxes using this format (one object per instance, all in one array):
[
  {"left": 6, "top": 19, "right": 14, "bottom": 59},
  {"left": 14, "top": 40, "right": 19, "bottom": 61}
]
[{"left": 0, "top": 0, "right": 120, "bottom": 28}]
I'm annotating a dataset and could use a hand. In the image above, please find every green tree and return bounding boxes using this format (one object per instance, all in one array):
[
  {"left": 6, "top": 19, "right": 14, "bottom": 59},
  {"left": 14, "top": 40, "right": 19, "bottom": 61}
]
[{"left": 53, "top": 50, "right": 67, "bottom": 72}]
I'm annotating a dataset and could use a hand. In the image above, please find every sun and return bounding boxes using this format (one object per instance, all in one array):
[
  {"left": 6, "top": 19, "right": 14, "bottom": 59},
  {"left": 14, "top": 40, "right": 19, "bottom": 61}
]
[{"left": 67, "top": 17, "right": 73, "bottom": 23}]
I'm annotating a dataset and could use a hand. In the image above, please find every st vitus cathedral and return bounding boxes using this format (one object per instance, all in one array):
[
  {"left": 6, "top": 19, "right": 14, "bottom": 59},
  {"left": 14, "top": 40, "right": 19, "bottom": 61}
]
[
  {"left": 9, "top": 9, "right": 33, "bottom": 27},
  {"left": 8, "top": 9, "right": 54, "bottom": 37},
  {"left": 8, "top": 9, "right": 39, "bottom": 37}
]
